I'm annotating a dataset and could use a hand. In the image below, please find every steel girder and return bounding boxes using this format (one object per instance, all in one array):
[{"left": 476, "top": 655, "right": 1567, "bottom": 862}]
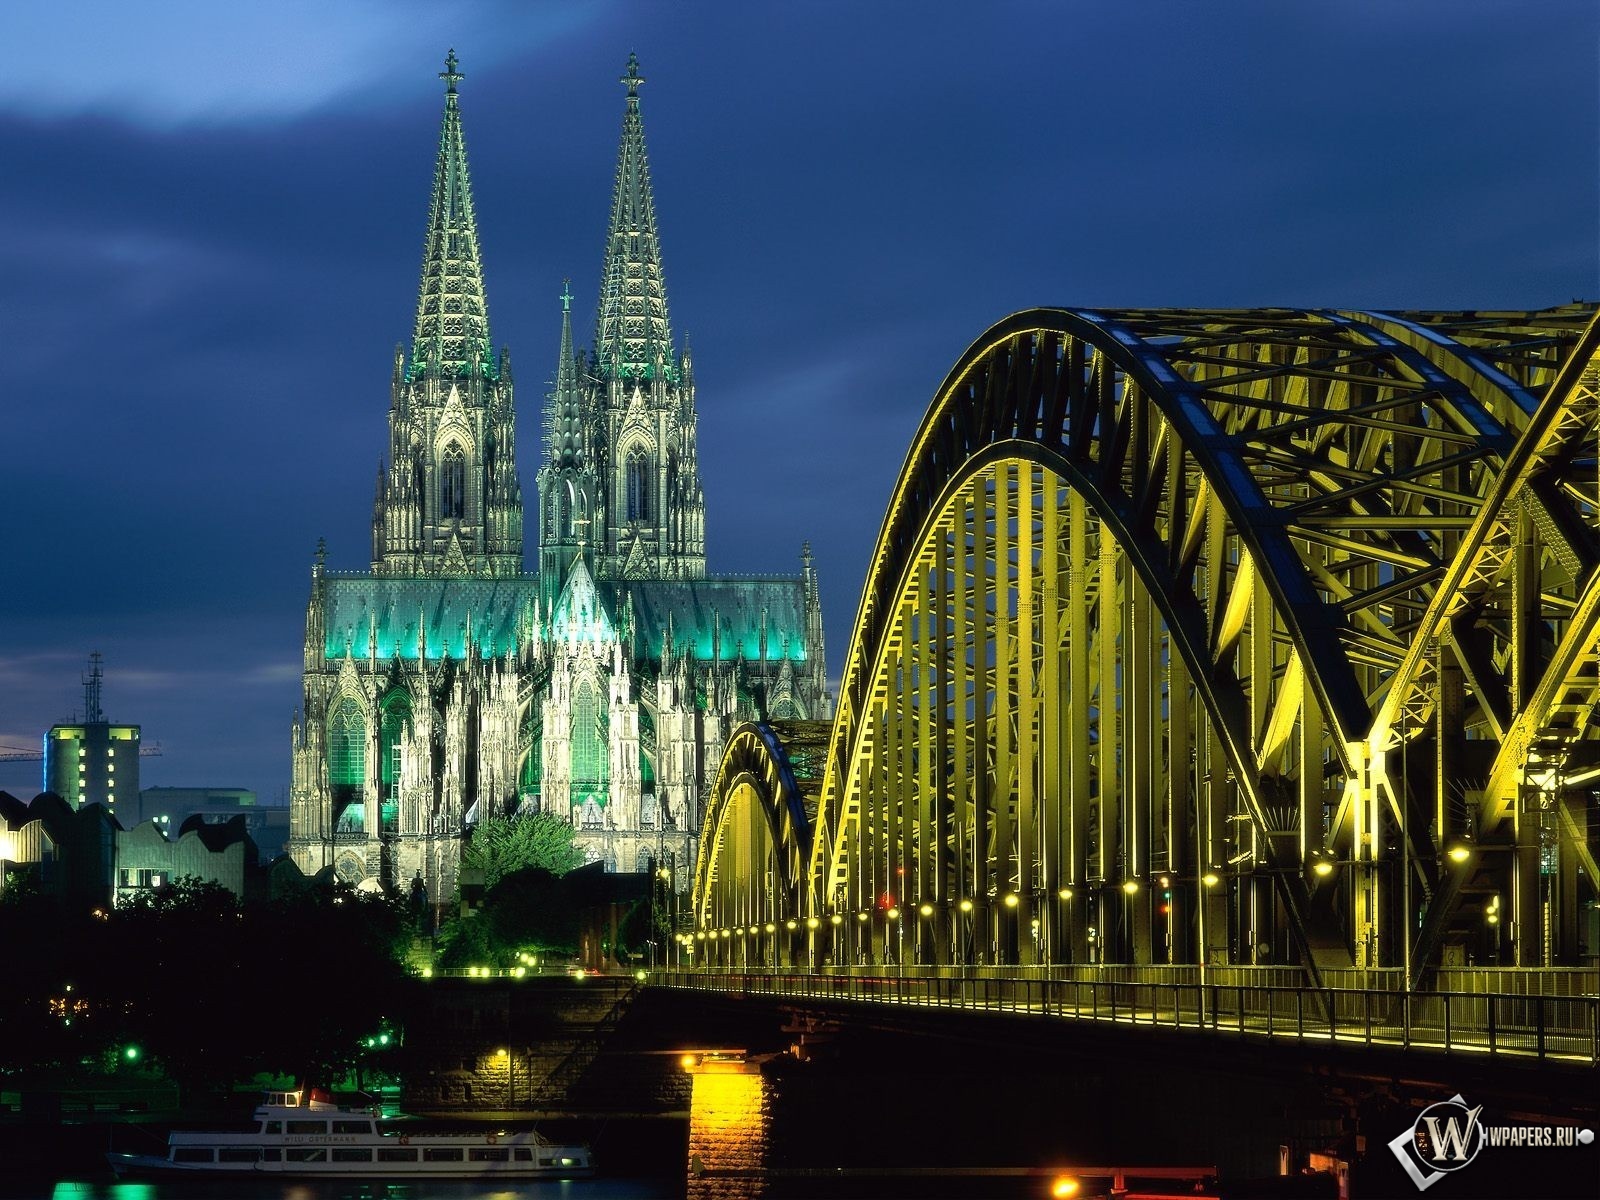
[
  {"left": 690, "top": 305, "right": 1599, "bottom": 982},
  {"left": 783, "top": 306, "right": 1598, "bottom": 982},
  {"left": 691, "top": 722, "right": 816, "bottom": 963}
]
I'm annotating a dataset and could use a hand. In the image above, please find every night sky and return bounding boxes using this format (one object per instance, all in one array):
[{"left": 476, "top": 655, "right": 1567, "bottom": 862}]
[{"left": 1, "top": 1, "right": 1595, "bottom": 805}]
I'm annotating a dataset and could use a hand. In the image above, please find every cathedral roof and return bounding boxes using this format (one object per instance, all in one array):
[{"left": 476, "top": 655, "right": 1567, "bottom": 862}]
[
  {"left": 594, "top": 53, "right": 674, "bottom": 381},
  {"left": 323, "top": 574, "right": 538, "bottom": 660},
  {"left": 408, "top": 50, "right": 494, "bottom": 381},
  {"left": 609, "top": 578, "right": 810, "bottom": 663},
  {"left": 319, "top": 572, "right": 810, "bottom": 665}
]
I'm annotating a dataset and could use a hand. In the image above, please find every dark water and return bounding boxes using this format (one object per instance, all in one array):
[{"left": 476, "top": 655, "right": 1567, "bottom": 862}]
[{"left": 27, "top": 1184, "right": 665, "bottom": 1200}]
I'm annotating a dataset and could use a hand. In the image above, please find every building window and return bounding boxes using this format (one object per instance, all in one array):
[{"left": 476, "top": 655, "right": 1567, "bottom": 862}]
[
  {"left": 625, "top": 451, "right": 650, "bottom": 521},
  {"left": 441, "top": 444, "right": 466, "bottom": 519},
  {"left": 570, "top": 680, "right": 608, "bottom": 790},
  {"left": 328, "top": 699, "right": 366, "bottom": 789}
]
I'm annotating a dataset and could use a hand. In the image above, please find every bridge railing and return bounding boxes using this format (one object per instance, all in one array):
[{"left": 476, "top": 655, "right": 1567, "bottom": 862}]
[{"left": 653, "top": 970, "right": 1598, "bottom": 1067}]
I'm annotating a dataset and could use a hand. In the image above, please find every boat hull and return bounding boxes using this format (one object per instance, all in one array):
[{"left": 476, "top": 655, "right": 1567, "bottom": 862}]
[{"left": 107, "top": 1150, "right": 594, "bottom": 1181}]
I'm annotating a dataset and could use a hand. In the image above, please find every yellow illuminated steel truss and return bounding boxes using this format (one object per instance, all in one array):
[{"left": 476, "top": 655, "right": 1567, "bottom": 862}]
[{"left": 695, "top": 306, "right": 1600, "bottom": 986}]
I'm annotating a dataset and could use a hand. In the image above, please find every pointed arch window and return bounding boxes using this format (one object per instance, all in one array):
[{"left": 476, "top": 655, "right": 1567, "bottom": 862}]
[
  {"left": 441, "top": 444, "right": 466, "bottom": 519},
  {"left": 570, "top": 677, "right": 609, "bottom": 793},
  {"left": 626, "top": 451, "right": 651, "bottom": 522},
  {"left": 328, "top": 697, "right": 367, "bottom": 829},
  {"left": 379, "top": 691, "right": 412, "bottom": 834}
]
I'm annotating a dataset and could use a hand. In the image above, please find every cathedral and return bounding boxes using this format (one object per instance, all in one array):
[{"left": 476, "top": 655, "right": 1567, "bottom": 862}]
[{"left": 287, "top": 53, "right": 830, "bottom": 903}]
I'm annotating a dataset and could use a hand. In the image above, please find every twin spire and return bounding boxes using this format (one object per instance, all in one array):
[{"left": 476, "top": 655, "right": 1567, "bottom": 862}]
[
  {"left": 409, "top": 49, "right": 672, "bottom": 385},
  {"left": 409, "top": 50, "right": 493, "bottom": 381},
  {"left": 595, "top": 51, "right": 674, "bottom": 380}
]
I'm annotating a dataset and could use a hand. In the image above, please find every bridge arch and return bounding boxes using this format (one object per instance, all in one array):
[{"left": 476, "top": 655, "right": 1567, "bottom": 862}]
[
  {"left": 691, "top": 721, "right": 826, "bottom": 966},
  {"left": 696, "top": 306, "right": 1600, "bottom": 984}
]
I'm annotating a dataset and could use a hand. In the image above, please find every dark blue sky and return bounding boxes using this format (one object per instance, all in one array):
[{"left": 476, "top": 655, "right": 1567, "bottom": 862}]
[{"left": 1, "top": 1, "right": 1595, "bottom": 803}]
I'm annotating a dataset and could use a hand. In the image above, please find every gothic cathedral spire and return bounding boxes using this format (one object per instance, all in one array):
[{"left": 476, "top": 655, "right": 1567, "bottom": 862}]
[
  {"left": 537, "top": 281, "right": 598, "bottom": 591},
  {"left": 572, "top": 53, "right": 707, "bottom": 582},
  {"left": 373, "top": 52, "right": 523, "bottom": 578},
  {"left": 410, "top": 49, "right": 493, "bottom": 381},
  {"left": 595, "top": 52, "right": 671, "bottom": 379}
]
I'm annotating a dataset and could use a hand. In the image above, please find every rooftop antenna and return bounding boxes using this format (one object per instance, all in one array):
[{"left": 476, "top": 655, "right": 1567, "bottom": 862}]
[{"left": 83, "top": 652, "right": 105, "bottom": 724}]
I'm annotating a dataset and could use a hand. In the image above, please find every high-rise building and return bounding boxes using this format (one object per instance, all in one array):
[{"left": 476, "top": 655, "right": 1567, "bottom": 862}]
[
  {"left": 45, "top": 653, "right": 140, "bottom": 820},
  {"left": 289, "top": 54, "right": 829, "bottom": 903}
]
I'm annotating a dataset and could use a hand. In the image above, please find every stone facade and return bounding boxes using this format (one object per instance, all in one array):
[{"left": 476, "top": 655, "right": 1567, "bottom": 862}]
[{"left": 289, "top": 54, "right": 829, "bottom": 904}]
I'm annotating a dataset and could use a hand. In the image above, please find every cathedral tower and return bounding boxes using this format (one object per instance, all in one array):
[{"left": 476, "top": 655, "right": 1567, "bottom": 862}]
[
  {"left": 373, "top": 51, "right": 523, "bottom": 578},
  {"left": 536, "top": 282, "right": 599, "bottom": 592},
  {"left": 293, "top": 53, "right": 830, "bottom": 908},
  {"left": 585, "top": 53, "right": 707, "bottom": 581}
]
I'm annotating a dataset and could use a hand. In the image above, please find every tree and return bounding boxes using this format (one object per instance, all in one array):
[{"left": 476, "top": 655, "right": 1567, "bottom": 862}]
[{"left": 462, "top": 811, "right": 583, "bottom": 890}]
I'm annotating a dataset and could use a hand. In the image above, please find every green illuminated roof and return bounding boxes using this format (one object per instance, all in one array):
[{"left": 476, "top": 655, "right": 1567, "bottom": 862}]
[
  {"left": 610, "top": 578, "right": 808, "bottom": 663},
  {"left": 320, "top": 571, "right": 809, "bottom": 666},
  {"left": 323, "top": 575, "right": 539, "bottom": 660}
]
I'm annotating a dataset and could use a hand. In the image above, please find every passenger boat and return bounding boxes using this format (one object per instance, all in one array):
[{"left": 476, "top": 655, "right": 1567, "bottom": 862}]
[{"left": 107, "top": 1088, "right": 593, "bottom": 1179}]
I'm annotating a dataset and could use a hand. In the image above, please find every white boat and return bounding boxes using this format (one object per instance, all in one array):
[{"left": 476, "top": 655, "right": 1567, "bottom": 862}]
[{"left": 107, "top": 1088, "right": 593, "bottom": 1180}]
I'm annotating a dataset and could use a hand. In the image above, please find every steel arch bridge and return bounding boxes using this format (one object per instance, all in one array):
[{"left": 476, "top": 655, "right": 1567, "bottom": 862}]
[{"left": 693, "top": 305, "right": 1600, "bottom": 990}]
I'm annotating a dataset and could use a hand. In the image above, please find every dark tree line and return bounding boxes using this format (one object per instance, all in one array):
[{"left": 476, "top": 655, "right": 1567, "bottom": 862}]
[{"left": 0, "top": 876, "right": 413, "bottom": 1102}]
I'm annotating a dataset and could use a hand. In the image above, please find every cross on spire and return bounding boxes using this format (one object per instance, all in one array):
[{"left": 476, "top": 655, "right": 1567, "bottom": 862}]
[
  {"left": 621, "top": 51, "right": 644, "bottom": 98},
  {"left": 440, "top": 49, "right": 463, "bottom": 94}
]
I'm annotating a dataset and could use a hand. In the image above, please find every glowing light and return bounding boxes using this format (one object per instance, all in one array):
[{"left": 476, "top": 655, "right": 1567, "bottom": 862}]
[
  {"left": 495, "top": 1047, "right": 508, "bottom": 1058},
  {"left": 1447, "top": 842, "right": 1471, "bottom": 864},
  {"left": 784, "top": 919, "right": 798, "bottom": 931},
  {"left": 886, "top": 906, "right": 899, "bottom": 921},
  {"left": 1121, "top": 880, "right": 1139, "bottom": 895},
  {"left": 679, "top": 1053, "right": 698, "bottom": 1070},
  {"left": 1003, "top": 893, "right": 1019, "bottom": 909},
  {"left": 857, "top": 911, "right": 869, "bottom": 922},
  {"left": 122, "top": 1045, "right": 141, "bottom": 1062},
  {"left": 918, "top": 903, "right": 933, "bottom": 917},
  {"left": 959, "top": 898, "right": 974, "bottom": 913},
  {"left": 764, "top": 922, "right": 777, "bottom": 933},
  {"left": 635, "top": 969, "right": 647, "bottom": 981},
  {"left": 1201, "top": 871, "right": 1220, "bottom": 887},
  {"left": 1057, "top": 887, "right": 1072, "bottom": 900},
  {"left": 1051, "top": 1176, "right": 1080, "bottom": 1199},
  {"left": 830, "top": 913, "right": 843, "bottom": 926},
  {"left": 806, "top": 916, "right": 820, "bottom": 930}
]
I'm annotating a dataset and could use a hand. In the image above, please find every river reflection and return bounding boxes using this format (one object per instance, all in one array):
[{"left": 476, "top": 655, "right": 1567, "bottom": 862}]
[
  {"left": 683, "top": 1051, "right": 1110, "bottom": 1200},
  {"left": 42, "top": 1181, "right": 666, "bottom": 1200}
]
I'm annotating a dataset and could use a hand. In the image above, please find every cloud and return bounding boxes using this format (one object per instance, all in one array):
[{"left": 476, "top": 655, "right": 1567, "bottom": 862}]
[{"left": 0, "top": 1, "right": 607, "bottom": 127}]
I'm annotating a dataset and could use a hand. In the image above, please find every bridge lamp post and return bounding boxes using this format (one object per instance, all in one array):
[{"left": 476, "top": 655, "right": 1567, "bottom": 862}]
[
  {"left": 1002, "top": 892, "right": 1021, "bottom": 967},
  {"left": 1056, "top": 888, "right": 1073, "bottom": 969},
  {"left": 1120, "top": 879, "right": 1140, "bottom": 966},
  {"left": 958, "top": 897, "right": 974, "bottom": 966},
  {"left": 1197, "top": 869, "right": 1222, "bottom": 1020},
  {"left": 857, "top": 910, "right": 870, "bottom": 965}
]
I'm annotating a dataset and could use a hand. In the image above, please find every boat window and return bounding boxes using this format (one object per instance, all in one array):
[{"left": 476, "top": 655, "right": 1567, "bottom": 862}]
[
  {"left": 540, "top": 1158, "right": 555, "bottom": 1166},
  {"left": 173, "top": 1148, "right": 214, "bottom": 1163},
  {"left": 559, "top": 1157, "right": 579, "bottom": 1166},
  {"left": 262, "top": 1121, "right": 281, "bottom": 1134},
  {"left": 512, "top": 1149, "right": 533, "bottom": 1161},
  {"left": 423, "top": 1147, "right": 465, "bottom": 1162},
  {"left": 286, "top": 1148, "right": 327, "bottom": 1163},
  {"left": 219, "top": 1148, "right": 260, "bottom": 1163},
  {"left": 261, "top": 1148, "right": 281, "bottom": 1162},
  {"left": 332, "top": 1148, "right": 373, "bottom": 1163},
  {"left": 286, "top": 1120, "right": 327, "bottom": 1135},
  {"left": 377, "top": 1148, "right": 418, "bottom": 1162},
  {"left": 469, "top": 1148, "right": 509, "bottom": 1162},
  {"left": 332, "top": 1119, "right": 373, "bottom": 1134}
]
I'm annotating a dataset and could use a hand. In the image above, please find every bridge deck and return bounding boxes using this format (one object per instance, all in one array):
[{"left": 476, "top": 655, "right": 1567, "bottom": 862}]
[{"left": 656, "top": 969, "right": 1598, "bottom": 1067}]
